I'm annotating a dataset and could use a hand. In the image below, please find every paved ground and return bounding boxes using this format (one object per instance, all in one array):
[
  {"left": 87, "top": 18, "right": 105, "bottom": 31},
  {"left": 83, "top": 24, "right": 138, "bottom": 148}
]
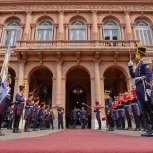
[
  {"left": 0, "top": 128, "right": 146, "bottom": 140},
  {"left": 0, "top": 129, "right": 62, "bottom": 140}
]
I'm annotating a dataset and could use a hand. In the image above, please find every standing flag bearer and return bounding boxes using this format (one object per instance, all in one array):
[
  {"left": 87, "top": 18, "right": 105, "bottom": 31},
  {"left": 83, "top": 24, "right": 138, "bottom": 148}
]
[
  {"left": 128, "top": 46, "right": 153, "bottom": 137},
  {"left": 0, "top": 43, "right": 12, "bottom": 136}
]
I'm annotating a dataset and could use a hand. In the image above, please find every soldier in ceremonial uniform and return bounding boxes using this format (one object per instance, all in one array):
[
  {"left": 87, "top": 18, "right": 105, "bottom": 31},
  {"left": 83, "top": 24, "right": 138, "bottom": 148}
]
[
  {"left": 24, "top": 92, "right": 34, "bottom": 132},
  {"left": 130, "top": 87, "right": 141, "bottom": 131},
  {"left": 123, "top": 92, "right": 132, "bottom": 130},
  {"left": 0, "top": 74, "right": 12, "bottom": 135},
  {"left": 105, "top": 90, "right": 114, "bottom": 131},
  {"left": 93, "top": 101, "right": 101, "bottom": 130},
  {"left": 7, "top": 103, "right": 15, "bottom": 130},
  {"left": 32, "top": 97, "right": 40, "bottom": 131},
  {"left": 57, "top": 104, "right": 64, "bottom": 129},
  {"left": 71, "top": 107, "right": 78, "bottom": 129},
  {"left": 128, "top": 46, "right": 153, "bottom": 136},
  {"left": 112, "top": 101, "right": 120, "bottom": 129},
  {"left": 12, "top": 85, "right": 25, "bottom": 133},
  {"left": 39, "top": 102, "right": 46, "bottom": 130},
  {"left": 118, "top": 94, "right": 125, "bottom": 130}
]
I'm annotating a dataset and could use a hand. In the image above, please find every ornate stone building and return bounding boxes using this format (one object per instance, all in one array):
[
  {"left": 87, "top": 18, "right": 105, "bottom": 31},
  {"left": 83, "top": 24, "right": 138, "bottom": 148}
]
[{"left": 0, "top": 0, "right": 153, "bottom": 128}]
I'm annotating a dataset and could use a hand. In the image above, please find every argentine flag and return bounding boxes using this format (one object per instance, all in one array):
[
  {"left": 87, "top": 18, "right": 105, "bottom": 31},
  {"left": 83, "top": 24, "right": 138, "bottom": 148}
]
[{"left": 0, "top": 43, "right": 12, "bottom": 104}]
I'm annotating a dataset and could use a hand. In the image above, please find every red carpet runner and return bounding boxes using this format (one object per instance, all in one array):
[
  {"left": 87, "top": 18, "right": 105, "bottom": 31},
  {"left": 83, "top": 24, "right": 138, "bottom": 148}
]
[{"left": 0, "top": 130, "right": 153, "bottom": 153}]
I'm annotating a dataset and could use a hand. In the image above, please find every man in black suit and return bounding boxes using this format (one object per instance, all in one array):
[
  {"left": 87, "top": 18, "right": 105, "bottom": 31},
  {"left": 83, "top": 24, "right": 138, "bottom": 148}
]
[{"left": 80, "top": 107, "right": 87, "bottom": 129}]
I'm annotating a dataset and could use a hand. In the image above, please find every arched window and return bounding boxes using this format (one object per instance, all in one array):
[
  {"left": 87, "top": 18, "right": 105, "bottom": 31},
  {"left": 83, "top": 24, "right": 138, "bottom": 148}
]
[
  {"left": 69, "top": 19, "right": 87, "bottom": 40},
  {"left": 2, "top": 20, "right": 21, "bottom": 45},
  {"left": 36, "top": 20, "right": 53, "bottom": 41},
  {"left": 135, "top": 20, "right": 153, "bottom": 45},
  {"left": 103, "top": 19, "right": 121, "bottom": 40}
]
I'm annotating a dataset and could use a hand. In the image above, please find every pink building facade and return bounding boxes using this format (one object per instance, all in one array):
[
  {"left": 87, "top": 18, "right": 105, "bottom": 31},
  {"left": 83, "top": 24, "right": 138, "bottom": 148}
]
[{"left": 0, "top": 0, "right": 153, "bottom": 128}]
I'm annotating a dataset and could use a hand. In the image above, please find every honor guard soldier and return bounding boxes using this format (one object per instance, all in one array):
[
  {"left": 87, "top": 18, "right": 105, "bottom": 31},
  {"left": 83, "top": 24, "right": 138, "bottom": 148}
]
[
  {"left": 105, "top": 90, "right": 114, "bottom": 131},
  {"left": 7, "top": 103, "right": 15, "bottom": 130},
  {"left": 123, "top": 92, "right": 132, "bottom": 130},
  {"left": 13, "top": 85, "right": 25, "bottom": 133},
  {"left": 128, "top": 46, "right": 153, "bottom": 136},
  {"left": 39, "top": 102, "right": 46, "bottom": 130},
  {"left": 118, "top": 94, "right": 126, "bottom": 130},
  {"left": 24, "top": 92, "right": 34, "bottom": 132},
  {"left": 93, "top": 101, "right": 102, "bottom": 130},
  {"left": 112, "top": 101, "right": 120, "bottom": 129},
  {"left": 57, "top": 104, "right": 64, "bottom": 129},
  {"left": 32, "top": 97, "right": 40, "bottom": 131},
  {"left": 0, "top": 73, "right": 12, "bottom": 136},
  {"left": 130, "top": 87, "right": 141, "bottom": 131},
  {"left": 71, "top": 107, "right": 78, "bottom": 129}
]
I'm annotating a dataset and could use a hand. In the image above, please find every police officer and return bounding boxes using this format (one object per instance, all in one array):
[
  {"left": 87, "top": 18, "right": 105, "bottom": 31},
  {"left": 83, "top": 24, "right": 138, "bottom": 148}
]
[
  {"left": 57, "top": 104, "right": 64, "bottom": 129},
  {"left": 71, "top": 107, "right": 78, "bottom": 129},
  {"left": 128, "top": 46, "right": 153, "bottom": 136},
  {"left": 24, "top": 92, "right": 34, "bottom": 132},
  {"left": 80, "top": 107, "right": 87, "bottom": 129},
  {"left": 94, "top": 101, "right": 102, "bottom": 130},
  {"left": 12, "top": 85, "right": 25, "bottom": 133}
]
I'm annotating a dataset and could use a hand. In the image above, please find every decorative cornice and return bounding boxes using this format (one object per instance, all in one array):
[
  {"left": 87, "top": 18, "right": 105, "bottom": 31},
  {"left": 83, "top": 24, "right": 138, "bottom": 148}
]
[{"left": 0, "top": 4, "right": 153, "bottom": 12}]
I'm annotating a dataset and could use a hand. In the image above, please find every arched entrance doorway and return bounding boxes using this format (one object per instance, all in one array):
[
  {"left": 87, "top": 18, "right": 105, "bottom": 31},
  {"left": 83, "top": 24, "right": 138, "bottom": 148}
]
[
  {"left": 104, "top": 66, "right": 127, "bottom": 98},
  {"left": 66, "top": 67, "right": 91, "bottom": 128},
  {"left": 29, "top": 67, "right": 53, "bottom": 105}
]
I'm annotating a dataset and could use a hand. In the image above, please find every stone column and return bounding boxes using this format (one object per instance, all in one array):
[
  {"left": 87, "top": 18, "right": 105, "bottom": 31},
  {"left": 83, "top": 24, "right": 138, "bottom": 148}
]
[
  {"left": 57, "top": 11, "right": 64, "bottom": 40},
  {"left": 90, "top": 77, "right": 96, "bottom": 129},
  {"left": 0, "top": 24, "right": 4, "bottom": 40},
  {"left": 120, "top": 24, "right": 125, "bottom": 40},
  {"left": 24, "top": 78, "right": 29, "bottom": 98},
  {"left": 87, "top": 24, "right": 91, "bottom": 40},
  {"left": 54, "top": 24, "right": 57, "bottom": 40},
  {"left": 23, "top": 11, "right": 32, "bottom": 40},
  {"left": 94, "top": 61, "right": 102, "bottom": 102},
  {"left": 56, "top": 60, "right": 62, "bottom": 105},
  {"left": 31, "top": 24, "right": 36, "bottom": 40},
  {"left": 124, "top": 11, "right": 133, "bottom": 40},
  {"left": 65, "top": 24, "right": 69, "bottom": 40},
  {"left": 18, "top": 60, "right": 25, "bottom": 86},
  {"left": 52, "top": 77, "right": 56, "bottom": 106},
  {"left": 61, "top": 76, "right": 66, "bottom": 109},
  {"left": 98, "top": 24, "right": 102, "bottom": 40},
  {"left": 92, "top": 10, "right": 98, "bottom": 40}
]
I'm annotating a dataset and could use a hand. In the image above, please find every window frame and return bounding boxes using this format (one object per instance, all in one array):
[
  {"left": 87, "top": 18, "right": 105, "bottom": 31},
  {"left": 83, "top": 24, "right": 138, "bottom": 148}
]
[
  {"left": 69, "top": 19, "right": 87, "bottom": 41},
  {"left": 35, "top": 20, "right": 53, "bottom": 41}
]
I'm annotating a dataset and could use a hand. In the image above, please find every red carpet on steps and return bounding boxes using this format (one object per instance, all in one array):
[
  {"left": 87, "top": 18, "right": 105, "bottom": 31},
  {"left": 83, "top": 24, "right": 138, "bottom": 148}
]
[{"left": 0, "top": 130, "right": 153, "bottom": 153}]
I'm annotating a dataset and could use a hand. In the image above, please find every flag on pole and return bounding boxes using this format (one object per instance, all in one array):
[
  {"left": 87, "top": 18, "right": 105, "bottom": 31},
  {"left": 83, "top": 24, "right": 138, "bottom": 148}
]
[{"left": 0, "top": 42, "right": 12, "bottom": 103}]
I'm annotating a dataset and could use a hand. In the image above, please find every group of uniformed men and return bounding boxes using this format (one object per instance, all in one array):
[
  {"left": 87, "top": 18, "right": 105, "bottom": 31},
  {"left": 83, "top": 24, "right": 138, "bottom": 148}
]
[
  {"left": 105, "top": 46, "right": 153, "bottom": 137},
  {"left": 0, "top": 82, "right": 66, "bottom": 135},
  {"left": 0, "top": 45, "right": 153, "bottom": 137}
]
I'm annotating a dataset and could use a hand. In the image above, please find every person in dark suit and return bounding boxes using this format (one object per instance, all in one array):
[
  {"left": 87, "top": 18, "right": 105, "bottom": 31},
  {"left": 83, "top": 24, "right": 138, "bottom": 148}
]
[
  {"left": 71, "top": 107, "right": 78, "bottom": 129},
  {"left": 80, "top": 107, "right": 87, "bottom": 129},
  {"left": 57, "top": 105, "right": 64, "bottom": 129}
]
